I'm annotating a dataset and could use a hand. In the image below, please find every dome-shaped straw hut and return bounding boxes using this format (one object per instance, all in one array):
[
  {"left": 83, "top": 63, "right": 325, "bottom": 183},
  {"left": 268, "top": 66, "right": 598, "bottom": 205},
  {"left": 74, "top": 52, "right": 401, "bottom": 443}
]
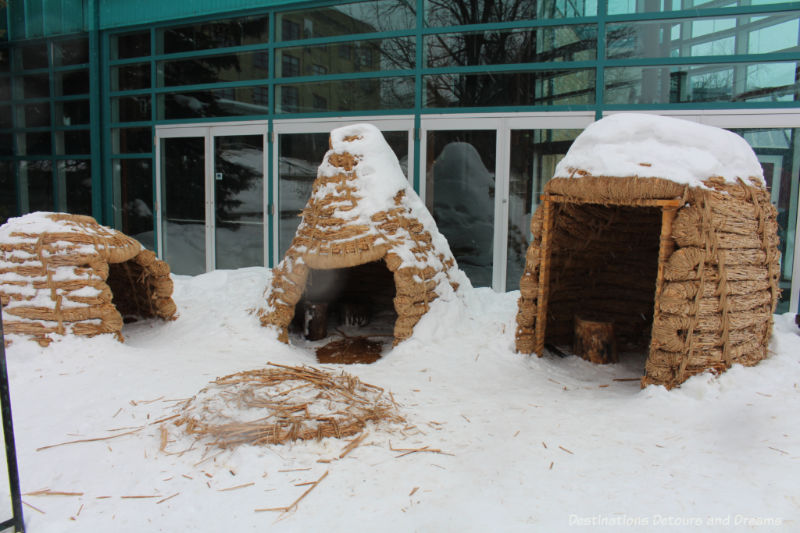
[
  {"left": 515, "top": 114, "right": 780, "bottom": 389},
  {"left": 0, "top": 212, "right": 177, "bottom": 345},
  {"left": 260, "top": 123, "right": 467, "bottom": 345}
]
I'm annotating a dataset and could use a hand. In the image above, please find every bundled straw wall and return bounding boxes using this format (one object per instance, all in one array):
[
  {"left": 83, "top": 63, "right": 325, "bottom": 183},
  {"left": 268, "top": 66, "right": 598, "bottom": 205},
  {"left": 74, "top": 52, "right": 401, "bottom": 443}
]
[
  {"left": 0, "top": 212, "right": 177, "bottom": 345},
  {"left": 260, "top": 124, "right": 466, "bottom": 345},
  {"left": 516, "top": 177, "right": 780, "bottom": 389}
]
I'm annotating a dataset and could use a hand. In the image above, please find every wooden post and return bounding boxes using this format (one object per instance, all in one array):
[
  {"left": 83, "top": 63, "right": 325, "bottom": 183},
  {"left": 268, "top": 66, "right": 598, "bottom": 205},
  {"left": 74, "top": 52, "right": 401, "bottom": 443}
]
[
  {"left": 303, "top": 302, "right": 328, "bottom": 341},
  {"left": 534, "top": 196, "right": 555, "bottom": 356},
  {"left": 573, "top": 316, "right": 618, "bottom": 364}
]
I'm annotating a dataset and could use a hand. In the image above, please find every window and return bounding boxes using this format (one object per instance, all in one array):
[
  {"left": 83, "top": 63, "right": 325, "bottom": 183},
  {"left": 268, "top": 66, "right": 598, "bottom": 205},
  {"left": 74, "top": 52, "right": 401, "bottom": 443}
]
[
  {"left": 254, "top": 87, "right": 269, "bottom": 106},
  {"left": 313, "top": 94, "right": 327, "bottom": 111},
  {"left": 281, "top": 86, "right": 299, "bottom": 112},
  {"left": 282, "top": 54, "right": 301, "bottom": 77},
  {"left": 282, "top": 19, "right": 301, "bottom": 41}
]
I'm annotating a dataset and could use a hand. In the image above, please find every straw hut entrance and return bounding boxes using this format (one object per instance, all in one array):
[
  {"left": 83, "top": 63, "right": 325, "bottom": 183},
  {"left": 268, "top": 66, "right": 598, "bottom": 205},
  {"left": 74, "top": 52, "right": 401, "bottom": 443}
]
[
  {"left": 515, "top": 114, "right": 780, "bottom": 389},
  {"left": 291, "top": 260, "right": 398, "bottom": 341},
  {"left": 535, "top": 199, "right": 671, "bottom": 355},
  {"left": 0, "top": 212, "right": 177, "bottom": 346},
  {"left": 260, "top": 123, "right": 467, "bottom": 355}
]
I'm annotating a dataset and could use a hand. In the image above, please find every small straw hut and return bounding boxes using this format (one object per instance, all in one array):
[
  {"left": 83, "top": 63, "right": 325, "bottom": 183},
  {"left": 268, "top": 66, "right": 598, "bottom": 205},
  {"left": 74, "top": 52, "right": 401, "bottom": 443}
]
[
  {"left": 260, "top": 123, "right": 467, "bottom": 345},
  {"left": 515, "top": 114, "right": 780, "bottom": 389},
  {"left": 0, "top": 212, "right": 177, "bottom": 345}
]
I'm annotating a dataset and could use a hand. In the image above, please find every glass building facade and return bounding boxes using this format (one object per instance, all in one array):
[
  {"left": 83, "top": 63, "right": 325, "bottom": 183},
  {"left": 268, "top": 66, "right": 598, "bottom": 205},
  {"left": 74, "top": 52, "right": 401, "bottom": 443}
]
[{"left": 1, "top": 0, "right": 799, "bottom": 312}]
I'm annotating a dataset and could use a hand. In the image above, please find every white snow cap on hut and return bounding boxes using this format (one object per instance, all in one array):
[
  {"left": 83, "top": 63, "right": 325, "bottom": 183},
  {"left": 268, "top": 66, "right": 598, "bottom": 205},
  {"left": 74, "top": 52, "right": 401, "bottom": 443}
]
[
  {"left": 300, "top": 122, "right": 465, "bottom": 277},
  {"left": 554, "top": 113, "right": 764, "bottom": 187},
  {"left": 261, "top": 123, "right": 468, "bottom": 346}
]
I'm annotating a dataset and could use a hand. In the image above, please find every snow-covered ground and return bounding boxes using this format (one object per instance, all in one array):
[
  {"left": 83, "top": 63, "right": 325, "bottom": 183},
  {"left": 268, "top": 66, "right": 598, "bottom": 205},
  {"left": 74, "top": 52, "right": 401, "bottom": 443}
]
[{"left": 2, "top": 267, "right": 799, "bottom": 532}]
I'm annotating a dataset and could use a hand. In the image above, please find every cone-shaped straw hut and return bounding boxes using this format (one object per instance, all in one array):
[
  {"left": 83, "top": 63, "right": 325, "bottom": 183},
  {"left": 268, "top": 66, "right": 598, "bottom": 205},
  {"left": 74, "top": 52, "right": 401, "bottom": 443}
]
[
  {"left": 260, "top": 123, "right": 468, "bottom": 345},
  {"left": 0, "top": 212, "right": 177, "bottom": 345},
  {"left": 515, "top": 114, "right": 780, "bottom": 388}
]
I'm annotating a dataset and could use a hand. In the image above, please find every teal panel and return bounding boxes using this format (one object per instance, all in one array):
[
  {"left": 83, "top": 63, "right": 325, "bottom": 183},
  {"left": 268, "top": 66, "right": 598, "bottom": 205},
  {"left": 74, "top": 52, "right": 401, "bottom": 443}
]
[
  {"left": 8, "top": 0, "right": 87, "bottom": 39},
  {"left": 99, "top": 0, "right": 304, "bottom": 30}
]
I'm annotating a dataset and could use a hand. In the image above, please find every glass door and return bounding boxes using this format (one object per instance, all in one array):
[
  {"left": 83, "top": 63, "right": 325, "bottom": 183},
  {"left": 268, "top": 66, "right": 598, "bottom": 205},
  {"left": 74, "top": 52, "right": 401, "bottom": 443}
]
[
  {"left": 159, "top": 134, "right": 207, "bottom": 275},
  {"left": 213, "top": 133, "right": 265, "bottom": 270},
  {"left": 421, "top": 113, "right": 595, "bottom": 292},
  {"left": 156, "top": 123, "right": 267, "bottom": 275},
  {"left": 272, "top": 117, "right": 414, "bottom": 261}
]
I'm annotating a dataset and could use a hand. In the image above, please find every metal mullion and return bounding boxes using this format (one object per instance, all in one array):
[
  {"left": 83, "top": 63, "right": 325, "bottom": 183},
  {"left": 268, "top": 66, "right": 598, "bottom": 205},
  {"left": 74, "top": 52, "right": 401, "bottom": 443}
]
[
  {"left": 150, "top": 27, "right": 160, "bottom": 252},
  {"left": 52, "top": 63, "right": 90, "bottom": 73},
  {"left": 419, "top": 104, "right": 597, "bottom": 115},
  {"left": 108, "top": 120, "right": 155, "bottom": 128},
  {"left": 422, "top": 16, "right": 600, "bottom": 35},
  {"left": 204, "top": 131, "right": 214, "bottom": 272},
  {"left": 421, "top": 61, "right": 597, "bottom": 76},
  {"left": 54, "top": 125, "right": 90, "bottom": 133},
  {"left": 108, "top": 153, "right": 153, "bottom": 160},
  {"left": 149, "top": 42, "right": 272, "bottom": 63},
  {"left": 6, "top": 126, "right": 51, "bottom": 133},
  {"left": 47, "top": 40, "right": 59, "bottom": 212},
  {"left": 268, "top": 9, "right": 275, "bottom": 267},
  {"left": 606, "top": 3, "right": 800, "bottom": 23},
  {"left": 273, "top": 29, "right": 416, "bottom": 50},
  {"left": 596, "top": 0, "right": 607, "bottom": 119},
  {"left": 414, "top": 0, "right": 423, "bottom": 195},
  {"left": 604, "top": 52, "right": 800, "bottom": 67},
  {"left": 107, "top": 56, "right": 153, "bottom": 68},
  {"left": 602, "top": 100, "right": 800, "bottom": 110},
  {"left": 52, "top": 94, "right": 91, "bottom": 102},
  {"left": 274, "top": 70, "right": 413, "bottom": 84},
  {"left": 154, "top": 77, "right": 272, "bottom": 93},
  {"left": 494, "top": 123, "right": 511, "bottom": 292}
]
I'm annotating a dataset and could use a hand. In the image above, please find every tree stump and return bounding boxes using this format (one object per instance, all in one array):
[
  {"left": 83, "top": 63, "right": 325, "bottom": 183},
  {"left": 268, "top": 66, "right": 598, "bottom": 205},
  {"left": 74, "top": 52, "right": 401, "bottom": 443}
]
[
  {"left": 573, "top": 316, "right": 618, "bottom": 364},
  {"left": 303, "top": 302, "right": 328, "bottom": 341}
]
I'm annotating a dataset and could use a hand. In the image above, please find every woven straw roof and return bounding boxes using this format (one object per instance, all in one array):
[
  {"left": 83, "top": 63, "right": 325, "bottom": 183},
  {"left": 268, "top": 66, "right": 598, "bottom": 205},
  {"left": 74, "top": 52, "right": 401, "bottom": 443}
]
[{"left": 516, "top": 115, "right": 779, "bottom": 389}]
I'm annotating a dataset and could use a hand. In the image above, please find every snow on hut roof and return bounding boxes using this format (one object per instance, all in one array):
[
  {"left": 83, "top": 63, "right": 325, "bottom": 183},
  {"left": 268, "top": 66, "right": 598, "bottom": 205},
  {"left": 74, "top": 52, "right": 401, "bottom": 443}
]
[
  {"left": 300, "top": 123, "right": 461, "bottom": 276},
  {"left": 554, "top": 113, "right": 764, "bottom": 187}
]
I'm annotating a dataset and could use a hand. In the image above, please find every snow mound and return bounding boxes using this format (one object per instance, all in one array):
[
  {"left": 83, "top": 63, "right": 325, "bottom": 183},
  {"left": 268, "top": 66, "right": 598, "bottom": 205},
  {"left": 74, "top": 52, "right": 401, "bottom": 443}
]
[{"left": 554, "top": 113, "right": 764, "bottom": 187}]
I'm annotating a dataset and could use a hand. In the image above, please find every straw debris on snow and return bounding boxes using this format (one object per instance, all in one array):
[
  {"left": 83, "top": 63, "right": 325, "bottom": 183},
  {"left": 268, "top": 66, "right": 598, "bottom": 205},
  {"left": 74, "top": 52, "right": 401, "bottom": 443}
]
[{"left": 173, "top": 363, "right": 405, "bottom": 448}]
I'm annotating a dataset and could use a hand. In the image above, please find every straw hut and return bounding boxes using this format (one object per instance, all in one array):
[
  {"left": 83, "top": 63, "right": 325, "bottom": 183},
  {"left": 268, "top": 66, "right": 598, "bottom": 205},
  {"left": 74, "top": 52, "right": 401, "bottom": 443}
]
[
  {"left": 515, "top": 114, "right": 780, "bottom": 389},
  {"left": 0, "top": 212, "right": 177, "bottom": 345},
  {"left": 260, "top": 123, "right": 467, "bottom": 345}
]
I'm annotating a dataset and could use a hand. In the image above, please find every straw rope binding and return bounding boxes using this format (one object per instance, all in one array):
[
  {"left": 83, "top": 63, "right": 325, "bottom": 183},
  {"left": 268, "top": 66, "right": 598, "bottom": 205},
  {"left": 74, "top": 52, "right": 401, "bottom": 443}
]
[
  {"left": 1, "top": 212, "right": 177, "bottom": 345},
  {"left": 516, "top": 176, "right": 779, "bottom": 389}
]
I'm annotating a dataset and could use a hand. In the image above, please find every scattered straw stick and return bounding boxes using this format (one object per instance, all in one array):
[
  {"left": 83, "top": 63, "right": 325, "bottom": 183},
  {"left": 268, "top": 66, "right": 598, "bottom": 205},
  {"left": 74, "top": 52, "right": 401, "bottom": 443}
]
[
  {"left": 121, "top": 495, "right": 160, "bottom": 499},
  {"left": 389, "top": 442, "right": 451, "bottom": 458},
  {"left": 159, "top": 426, "right": 168, "bottom": 452},
  {"left": 409, "top": 487, "right": 419, "bottom": 497},
  {"left": 157, "top": 493, "right": 180, "bottom": 504},
  {"left": 182, "top": 474, "right": 193, "bottom": 480},
  {"left": 768, "top": 446, "right": 789, "bottom": 455},
  {"left": 193, "top": 450, "right": 224, "bottom": 467},
  {"left": 255, "top": 471, "right": 329, "bottom": 514},
  {"left": 37, "top": 427, "right": 144, "bottom": 451},
  {"left": 278, "top": 468, "right": 311, "bottom": 473},
  {"left": 613, "top": 378, "right": 640, "bottom": 382},
  {"left": 152, "top": 414, "right": 180, "bottom": 425},
  {"left": 77, "top": 503, "right": 84, "bottom": 516},
  {"left": 22, "top": 500, "right": 45, "bottom": 514},
  {"left": 218, "top": 482, "right": 254, "bottom": 492},
  {"left": 339, "top": 432, "right": 368, "bottom": 459},
  {"left": 542, "top": 442, "right": 547, "bottom": 449},
  {"left": 559, "top": 446, "right": 574, "bottom": 455},
  {"left": 24, "top": 489, "right": 83, "bottom": 497}
]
